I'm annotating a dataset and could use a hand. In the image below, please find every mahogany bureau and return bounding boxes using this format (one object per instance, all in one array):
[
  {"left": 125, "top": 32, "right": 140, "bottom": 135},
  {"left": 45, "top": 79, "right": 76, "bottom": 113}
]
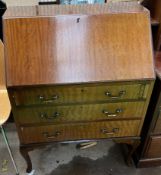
[{"left": 3, "top": 2, "right": 155, "bottom": 173}]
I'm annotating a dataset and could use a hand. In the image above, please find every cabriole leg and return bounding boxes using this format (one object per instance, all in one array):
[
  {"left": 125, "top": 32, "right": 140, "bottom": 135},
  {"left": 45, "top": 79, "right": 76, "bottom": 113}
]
[{"left": 20, "top": 146, "right": 33, "bottom": 173}]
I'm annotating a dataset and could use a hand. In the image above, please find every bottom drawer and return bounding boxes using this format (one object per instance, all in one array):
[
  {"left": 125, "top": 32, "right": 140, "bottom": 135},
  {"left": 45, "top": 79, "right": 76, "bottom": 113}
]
[
  {"left": 145, "top": 136, "right": 161, "bottom": 158},
  {"left": 20, "top": 120, "right": 140, "bottom": 144}
]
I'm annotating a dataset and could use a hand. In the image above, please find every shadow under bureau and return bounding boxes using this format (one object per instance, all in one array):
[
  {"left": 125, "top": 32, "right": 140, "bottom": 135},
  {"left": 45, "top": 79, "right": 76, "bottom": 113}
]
[{"left": 3, "top": 2, "right": 155, "bottom": 173}]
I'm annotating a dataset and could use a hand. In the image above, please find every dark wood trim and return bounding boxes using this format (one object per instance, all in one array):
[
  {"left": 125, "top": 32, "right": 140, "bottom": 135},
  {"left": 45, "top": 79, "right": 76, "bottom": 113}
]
[
  {"left": 38, "top": 0, "right": 60, "bottom": 5},
  {"left": 20, "top": 146, "right": 33, "bottom": 173},
  {"left": 7, "top": 80, "right": 152, "bottom": 89},
  {"left": 136, "top": 157, "right": 161, "bottom": 168}
]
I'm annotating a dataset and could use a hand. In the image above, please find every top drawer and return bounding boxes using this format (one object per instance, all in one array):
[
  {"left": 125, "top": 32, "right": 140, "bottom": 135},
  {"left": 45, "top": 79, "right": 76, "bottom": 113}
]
[{"left": 10, "top": 82, "right": 149, "bottom": 106}]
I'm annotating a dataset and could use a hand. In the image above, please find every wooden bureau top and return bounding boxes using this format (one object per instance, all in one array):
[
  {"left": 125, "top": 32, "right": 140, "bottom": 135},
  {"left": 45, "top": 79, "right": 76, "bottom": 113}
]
[{"left": 3, "top": 3, "right": 155, "bottom": 87}]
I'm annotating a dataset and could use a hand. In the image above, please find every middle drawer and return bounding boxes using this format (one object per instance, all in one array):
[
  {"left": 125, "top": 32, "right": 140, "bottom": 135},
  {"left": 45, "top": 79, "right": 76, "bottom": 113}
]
[{"left": 14, "top": 101, "right": 144, "bottom": 124}]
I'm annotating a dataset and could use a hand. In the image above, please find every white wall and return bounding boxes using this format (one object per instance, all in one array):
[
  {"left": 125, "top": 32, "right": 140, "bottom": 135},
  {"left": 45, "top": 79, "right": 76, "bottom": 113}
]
[{"left": 3, "top": 0, "right": 139, "bottom": 6}]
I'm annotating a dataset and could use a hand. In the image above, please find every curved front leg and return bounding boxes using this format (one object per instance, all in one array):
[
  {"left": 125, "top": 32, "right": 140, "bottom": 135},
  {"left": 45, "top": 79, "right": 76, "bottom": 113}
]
[{"left": 20, "top": 146, "right": 33, "bottom": 173}]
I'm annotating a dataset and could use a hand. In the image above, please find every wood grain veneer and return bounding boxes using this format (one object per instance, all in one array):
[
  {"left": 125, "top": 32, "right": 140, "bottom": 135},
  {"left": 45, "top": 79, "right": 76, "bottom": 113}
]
[
  {"left": 14, "top": 101, "right": 145, "bottom": 124},
  {"left": 4, "top": 4, "right": 154, "bottom": 87},
  {"left": 9, "top": 82, "right": 150, "bottom": 106},
  {"left": 19, "top": 120, "right": 140, "bottom": 144}
]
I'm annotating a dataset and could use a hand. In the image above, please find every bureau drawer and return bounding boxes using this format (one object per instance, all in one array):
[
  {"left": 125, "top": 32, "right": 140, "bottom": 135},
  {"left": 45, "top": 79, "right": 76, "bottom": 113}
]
[
  {"left": 19, "top": 120, "right": 140, "bottom": 144},
  {"left": 15, "top": 102, "right": 145, "bottom": 124},
  {"left": 10, "top": 82, "right": 149, "bottom": 106}
]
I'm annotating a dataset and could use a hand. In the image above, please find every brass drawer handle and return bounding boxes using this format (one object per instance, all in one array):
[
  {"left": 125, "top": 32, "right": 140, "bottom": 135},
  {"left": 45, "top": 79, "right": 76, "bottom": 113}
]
[
  {"left": 43, "top": 131, "right": 61, "bottom": 139},
  {"left": 40, "top": 112, "right": 60, "bottom": 119},
  {"left": 101, "top": 128, "right": 119, "bottom": 135},
  {"left": 105, "top": 90, "right": 126, "bottom": 99},
  {"left": 39, "top": 95, "right": 59, "bottom": 103},
  {"left": 102, "top": 109, "right": 123, "bottom": 117}
]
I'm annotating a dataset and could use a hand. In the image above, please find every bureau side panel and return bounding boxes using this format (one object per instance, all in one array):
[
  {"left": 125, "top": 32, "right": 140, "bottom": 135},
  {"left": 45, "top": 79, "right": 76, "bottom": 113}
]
[{"left": 137, "top": 81, "right": 155, "bottom": 135}]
